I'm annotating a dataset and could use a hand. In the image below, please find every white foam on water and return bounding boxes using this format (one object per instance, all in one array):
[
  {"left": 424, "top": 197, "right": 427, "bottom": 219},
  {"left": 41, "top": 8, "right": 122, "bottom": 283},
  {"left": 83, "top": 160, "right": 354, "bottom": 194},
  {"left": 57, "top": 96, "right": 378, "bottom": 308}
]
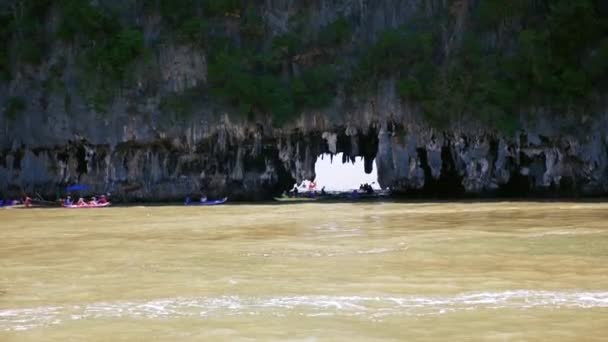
[
  {"left": 357, "top": 248, "right": 392, "bottom": 255},
  {"left": 357, "top": 246, "right": 409, "bottom": 255},
  {"left": 2, "top": 290, "right": 608, "bottom": 332}
]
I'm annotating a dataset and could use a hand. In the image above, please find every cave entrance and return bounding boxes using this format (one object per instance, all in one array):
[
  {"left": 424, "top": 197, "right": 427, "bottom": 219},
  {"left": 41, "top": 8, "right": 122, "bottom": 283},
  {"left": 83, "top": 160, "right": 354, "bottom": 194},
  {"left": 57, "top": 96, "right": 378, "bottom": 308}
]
[{"left": 296, "top": 153, "right": 380, "bottom": 192}]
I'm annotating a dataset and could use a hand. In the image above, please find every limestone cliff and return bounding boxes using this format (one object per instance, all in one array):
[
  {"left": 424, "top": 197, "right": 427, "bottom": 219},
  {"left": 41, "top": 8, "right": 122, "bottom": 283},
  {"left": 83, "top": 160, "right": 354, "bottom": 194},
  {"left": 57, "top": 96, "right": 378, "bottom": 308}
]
[{"left": 1, "top": 0, "right": 607, "bottom": 200}]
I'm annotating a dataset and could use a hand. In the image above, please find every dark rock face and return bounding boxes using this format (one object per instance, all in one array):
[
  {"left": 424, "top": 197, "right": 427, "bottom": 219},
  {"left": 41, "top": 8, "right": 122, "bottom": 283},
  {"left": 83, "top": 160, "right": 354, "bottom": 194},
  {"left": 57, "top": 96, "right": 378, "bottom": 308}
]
[
  {"left": 2, "top": 69, "right": 608, "bottom": 200},
  {"left": 2, "top": 57, "right": 607, "bottom": 200},
  {"left": 0, "top": 125, "right": 295, "bottom": 201},
  {"left": 2, "top": 0, "right": 608, "bottom": 201},
  {"left": 2, "top": 112, "right": 608, "bottom": 201}
]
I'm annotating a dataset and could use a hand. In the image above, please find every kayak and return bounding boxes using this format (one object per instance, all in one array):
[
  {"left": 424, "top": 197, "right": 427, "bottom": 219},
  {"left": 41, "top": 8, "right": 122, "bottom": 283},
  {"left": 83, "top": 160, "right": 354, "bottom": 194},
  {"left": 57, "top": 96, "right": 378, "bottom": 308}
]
[
  {"left": 185, "top": 197, "right": 228, "bottom": 206},
  {"left": 62, "top": 202, "right": 111, "bottom": 209},
  {"left": 274, "top": 196, "right": 319, "bottom": 202},
  {"left": 1, "top": 201, "right": 39, "bottom": 209},
  {"left": 275, "top": 190, "right": 391, "bottom": 202},
  {"left": 2, "top": 204, "right": 27, "bottom": 209},
  {"left": 0, "top": 200, "right": 19, "bottom": 208}
]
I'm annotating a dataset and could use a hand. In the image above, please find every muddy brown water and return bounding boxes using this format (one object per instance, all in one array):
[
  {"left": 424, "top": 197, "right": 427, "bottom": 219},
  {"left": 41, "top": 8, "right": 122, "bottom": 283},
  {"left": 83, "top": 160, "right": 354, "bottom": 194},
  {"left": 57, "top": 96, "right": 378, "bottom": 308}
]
[{"left": 1, "top": 203, "right": 607, "bottom": 341}]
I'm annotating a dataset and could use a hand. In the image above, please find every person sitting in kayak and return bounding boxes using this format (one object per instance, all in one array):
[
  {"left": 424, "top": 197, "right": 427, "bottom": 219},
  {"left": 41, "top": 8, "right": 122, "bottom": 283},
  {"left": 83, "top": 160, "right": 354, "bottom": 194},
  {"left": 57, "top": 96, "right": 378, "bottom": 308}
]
[
  {"left": 64, "top": 196, "right": 73, "bottom": 206},
  {"left": 97, "top": 195, "right": 108, "bottom": 204},
  {"left": 89, "top": 197, "right": 98, "bottom": 205},
  {"left": 199, "top": 195, "right": 207, "bottom": 203},
  {"left": 24, "top": 196, "right": 32, "bottom": 208},
  {"left": 77, "top": 197, "right": 86, "bottom": 206},
  {"left": 321, "top": 186, "right": 326, "bottom": 196},
  {"left": 309, "top": 182, "right": 316, "bottom": 191}
]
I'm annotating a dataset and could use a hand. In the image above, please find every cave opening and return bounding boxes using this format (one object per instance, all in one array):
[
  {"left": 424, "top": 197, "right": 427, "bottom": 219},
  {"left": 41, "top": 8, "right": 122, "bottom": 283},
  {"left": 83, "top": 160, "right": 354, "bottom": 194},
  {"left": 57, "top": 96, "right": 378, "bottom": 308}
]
[
  {"left": 497, "top": 152, "right": 533, "bottom": 197},
  {"left": 295, "top": 152, "right": 381, "bottom": 193},
  {"left": 434, "top": 145, "right": 466, "bottom": 197},
  {"left": 497, "top": 173, "right": 531, "bottom": 197},
  {"left": 407, "top": 146, "right": 466, "bottom": 198},
  {"left": 75, "top": 145, "right": 88, "bottom": 176}
]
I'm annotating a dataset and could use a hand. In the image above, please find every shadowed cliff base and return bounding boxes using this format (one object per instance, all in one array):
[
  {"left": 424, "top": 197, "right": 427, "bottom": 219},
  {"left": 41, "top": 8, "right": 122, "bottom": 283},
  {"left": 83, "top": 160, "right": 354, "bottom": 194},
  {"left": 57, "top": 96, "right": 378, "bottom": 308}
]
[{"left": 2, "top": 120, "right": 608, "bottom": 202}]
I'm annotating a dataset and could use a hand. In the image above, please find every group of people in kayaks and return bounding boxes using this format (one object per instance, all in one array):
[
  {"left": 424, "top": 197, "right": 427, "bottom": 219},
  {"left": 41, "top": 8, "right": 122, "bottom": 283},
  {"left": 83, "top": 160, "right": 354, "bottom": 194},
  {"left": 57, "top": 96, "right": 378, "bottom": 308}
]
[
  {"left": 184, "top": 194, "right": 228, "bottom": 205},
  {"left": 60, "top": 194, "right": 110, "bottom": 208},
  {"left": 359, "top": 183, "right": 375, "bottom": 194},
  {"left": 278, "top": 181, "right": 377, "bottom": 201},
  {"left": 285, "top": 182, "right": 327, "bottom": 198},
  {"left": 3, "top": 182, "right": 379, "bottom": 207},
  {"left": 0, "top": 194, "right": 110, "bottom": 208}
]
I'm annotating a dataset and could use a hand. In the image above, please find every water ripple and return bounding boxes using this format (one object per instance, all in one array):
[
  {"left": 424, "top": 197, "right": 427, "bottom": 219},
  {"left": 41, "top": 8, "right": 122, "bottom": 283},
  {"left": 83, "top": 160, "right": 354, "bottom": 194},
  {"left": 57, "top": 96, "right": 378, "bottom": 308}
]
[
  {"left": 2, "top": 290, "right": 608, "bottom": 332},
  {"left": 526, "top": 229, "right": 604, "bottom": 238}
]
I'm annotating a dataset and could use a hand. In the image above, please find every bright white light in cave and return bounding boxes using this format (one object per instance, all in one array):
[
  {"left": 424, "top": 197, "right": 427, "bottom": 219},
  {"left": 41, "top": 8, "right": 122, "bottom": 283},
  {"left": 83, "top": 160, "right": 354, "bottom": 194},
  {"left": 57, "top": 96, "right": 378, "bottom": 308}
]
[{"left": 296, "top": 153, "right": 381, "bottom": 192}]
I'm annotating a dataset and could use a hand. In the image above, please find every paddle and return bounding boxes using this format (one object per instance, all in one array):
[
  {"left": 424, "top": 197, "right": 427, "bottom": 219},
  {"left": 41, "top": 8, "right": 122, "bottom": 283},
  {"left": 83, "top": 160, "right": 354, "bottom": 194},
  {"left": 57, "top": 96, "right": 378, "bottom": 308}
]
[{"left": 33, "top": 192, "right": 59, "bottom": 206}]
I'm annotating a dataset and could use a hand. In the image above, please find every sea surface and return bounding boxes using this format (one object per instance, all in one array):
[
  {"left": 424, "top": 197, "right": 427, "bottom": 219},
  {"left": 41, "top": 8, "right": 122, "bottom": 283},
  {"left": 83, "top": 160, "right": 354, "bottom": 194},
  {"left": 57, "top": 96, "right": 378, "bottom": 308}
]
[{"left": 1, "top": 202, "right": 608, "bottom": 341}]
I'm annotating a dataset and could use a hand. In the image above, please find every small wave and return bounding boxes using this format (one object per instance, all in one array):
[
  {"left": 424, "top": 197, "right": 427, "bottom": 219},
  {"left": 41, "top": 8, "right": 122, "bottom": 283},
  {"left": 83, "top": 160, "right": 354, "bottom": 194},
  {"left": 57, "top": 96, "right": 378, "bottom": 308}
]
[
  {"left": 357, "top": 246, "right": 409, "bottom": 255},
  {"left": 311, "top": 224, "right": 362, "bottom": 237},
  {"left": 527, "top": 230, "right": 603, "bottom": 238},
  {"left": 2, "top": 290, "right": 608, "bottom": 332},
  {"left": 357, "top": 248, "right": 392, "bottom": 255},
  {"left": 243, "top": 244, "right": 408, "bottom": 258}
]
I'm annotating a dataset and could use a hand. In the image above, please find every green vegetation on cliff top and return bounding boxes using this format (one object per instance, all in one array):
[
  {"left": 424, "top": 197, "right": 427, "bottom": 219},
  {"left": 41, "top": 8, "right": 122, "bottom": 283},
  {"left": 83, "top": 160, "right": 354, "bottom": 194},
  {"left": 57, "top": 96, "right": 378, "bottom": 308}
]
[{"left": 1, "top": 0, "right": 607, "bottom": 131}]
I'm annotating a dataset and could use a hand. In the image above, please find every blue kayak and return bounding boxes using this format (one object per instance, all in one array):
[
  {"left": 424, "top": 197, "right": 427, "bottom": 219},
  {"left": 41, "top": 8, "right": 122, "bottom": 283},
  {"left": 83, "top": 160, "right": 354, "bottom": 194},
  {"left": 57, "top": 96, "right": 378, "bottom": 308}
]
[
  {"left": 0, "top": 200, "right": 19, "bottom": 207},
  {"left": 184, "top": 197, "right": 228, "bottom": 206}
]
